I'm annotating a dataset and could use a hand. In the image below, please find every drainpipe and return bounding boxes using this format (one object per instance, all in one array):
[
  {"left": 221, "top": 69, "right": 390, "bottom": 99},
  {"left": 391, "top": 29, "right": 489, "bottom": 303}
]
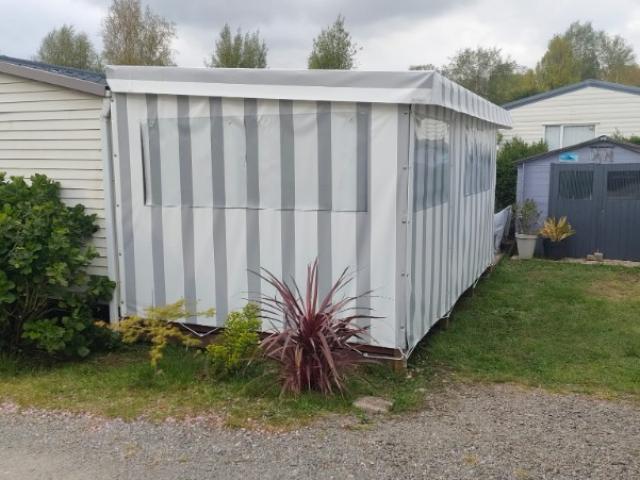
[
  {"left": 100, "top": 91, "right": 120, "bottom": 323},
  {"left": 520, "top": 162, "right": 526, "bottom": 204}
]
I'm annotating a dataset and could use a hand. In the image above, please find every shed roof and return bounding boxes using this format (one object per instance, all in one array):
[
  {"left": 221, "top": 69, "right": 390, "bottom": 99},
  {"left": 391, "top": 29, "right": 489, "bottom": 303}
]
[
  {"left": 106, "top": 66, "right": 512, "bottom": 128},
  {"left": 502, "top": 79, "right": 640, "bottom": 110},
  {"left": 0, "top": 55, "right": 107, "bottom": 96},
  {"left": 516, "top": 135, "right": 640, "bottom": 164}
]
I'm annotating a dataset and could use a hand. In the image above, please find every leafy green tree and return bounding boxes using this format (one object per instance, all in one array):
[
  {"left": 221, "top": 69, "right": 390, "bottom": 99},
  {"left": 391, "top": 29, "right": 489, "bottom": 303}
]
[
  {"left": 411, "top": 22, "right": 639, "bottom": 106},
  {"left": 507, "top": 69, "right": 541, "bottom": 102},
  {"left": 563, "top": 21, "right": 601, "bottom": 80},
  {"left": 496, "top": 137, "right": 548, "bottom": 210},
  {"left": 419, "top": 47, "right": 526, "bottom": 104},
  {"left": 308, "top": 15, "right": 359, "bottom": 70},
  {"left": 536, "top": 35, "right": 581, "bottom": 90},
  {"left": 538, "top": 21, "right": 638, "bottom": 87},
  {"left": 37, "top": 25, "right": 101, "bottom": 71},
  {"left": 599, "top": 35, "right": 636, "bottom": 83},
  {"left": 102, "top": 0, "right": 176, "bottom": 66},
  {"left": 206, "top": 24, "right": 267, "bottom": 68}
]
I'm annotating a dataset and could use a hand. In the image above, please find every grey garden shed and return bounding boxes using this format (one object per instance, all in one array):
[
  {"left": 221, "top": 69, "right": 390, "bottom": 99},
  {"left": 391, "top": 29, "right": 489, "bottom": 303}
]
[{"left": 516, "top": 135, "right": 640, "bottom": 261}]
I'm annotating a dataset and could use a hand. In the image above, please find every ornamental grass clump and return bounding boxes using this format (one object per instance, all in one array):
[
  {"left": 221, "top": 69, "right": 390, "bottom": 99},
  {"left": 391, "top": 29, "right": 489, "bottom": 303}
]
[
  {"left": 539, "top": 216, "right": 576, "bottom": 242},
  {"left": 258, "top": 260, "right": 375, "bottom": 396}
]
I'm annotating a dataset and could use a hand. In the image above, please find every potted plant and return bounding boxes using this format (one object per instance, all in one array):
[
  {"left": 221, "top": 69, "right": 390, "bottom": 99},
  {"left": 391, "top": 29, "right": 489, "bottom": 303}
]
[
  {"left": 514, "top": 199, "right": 540, "bottom": 259},
  {"left": 539, "top": 216, "right": 575, "bottom": 260}
]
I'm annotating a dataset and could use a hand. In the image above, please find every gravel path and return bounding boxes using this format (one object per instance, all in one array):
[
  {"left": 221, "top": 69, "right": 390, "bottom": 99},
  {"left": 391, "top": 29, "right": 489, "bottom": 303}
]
[{"left": 1, "top": 383, "right": 638, "bottom": 480}]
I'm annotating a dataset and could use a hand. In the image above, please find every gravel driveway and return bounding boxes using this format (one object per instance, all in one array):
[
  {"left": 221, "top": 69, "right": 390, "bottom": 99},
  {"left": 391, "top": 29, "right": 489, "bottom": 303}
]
[{"left": 1, "top": 383, "right": 638, "bottom": 480}]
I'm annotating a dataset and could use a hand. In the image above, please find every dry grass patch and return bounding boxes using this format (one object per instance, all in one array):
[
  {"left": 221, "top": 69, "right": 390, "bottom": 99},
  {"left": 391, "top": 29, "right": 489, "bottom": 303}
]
[{"left": 586, "top": 273, "right": 640, "bottom": 301}]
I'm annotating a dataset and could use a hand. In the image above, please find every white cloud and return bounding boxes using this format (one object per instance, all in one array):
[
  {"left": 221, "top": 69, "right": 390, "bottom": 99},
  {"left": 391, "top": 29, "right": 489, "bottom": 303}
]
[
  {"left": 0, "top": 0, "right": 106, "bottom": 59},
  {"left": 2, "top": 0, "right": 640, "bottom": 71}
]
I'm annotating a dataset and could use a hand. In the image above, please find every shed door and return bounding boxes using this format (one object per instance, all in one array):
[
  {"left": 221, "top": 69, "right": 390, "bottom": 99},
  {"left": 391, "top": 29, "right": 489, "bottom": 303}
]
[
  {"left": 549, "top": 163, "right": 640, "bottom": 261},
  {"left": 600, "top": 164, "right": 640, "bottom": 260}
]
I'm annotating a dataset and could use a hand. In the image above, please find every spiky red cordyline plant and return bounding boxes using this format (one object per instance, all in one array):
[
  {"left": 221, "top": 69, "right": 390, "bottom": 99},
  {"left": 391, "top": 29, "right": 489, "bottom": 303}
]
[{"left": 257, "top": 260, "right": 374, "bottom": 396}]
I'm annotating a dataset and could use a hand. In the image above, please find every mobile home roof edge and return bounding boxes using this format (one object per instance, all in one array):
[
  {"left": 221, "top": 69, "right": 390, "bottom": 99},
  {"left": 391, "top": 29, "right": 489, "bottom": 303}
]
[
  {"left": 516, "top": 135, "right": 640, "bottom": 164},
  {"left": 0, "top": 55, "right": 107, "bottom": 97},
  {"left": 502, "top": 79, "right": 640, "bottom": 110},
  {"left": 106, "top": 65, "right": 512, "bottom": 128}
]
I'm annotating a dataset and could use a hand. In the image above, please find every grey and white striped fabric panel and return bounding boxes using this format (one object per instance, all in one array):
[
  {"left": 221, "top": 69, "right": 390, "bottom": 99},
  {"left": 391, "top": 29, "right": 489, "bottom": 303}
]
[
  {"left": 139, "top": 104, "right": 370, "bottom": 212},
  {"left": 406, "top": 106, "right": 497, "bottom": 351},
  {"left": 111, "top": 94, "right": 402, "bottom": 349}
]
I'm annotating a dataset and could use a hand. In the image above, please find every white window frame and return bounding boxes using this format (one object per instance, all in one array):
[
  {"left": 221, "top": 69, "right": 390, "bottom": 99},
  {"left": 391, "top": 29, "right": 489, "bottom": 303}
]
[{"left": 544, "top": 123, "right": 597, "bottom": 149}]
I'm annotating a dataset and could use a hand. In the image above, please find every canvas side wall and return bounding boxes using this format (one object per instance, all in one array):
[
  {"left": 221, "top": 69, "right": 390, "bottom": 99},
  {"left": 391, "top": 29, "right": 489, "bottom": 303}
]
[
  {"left": 406, "top": 106, "right": 497, "bottom": 351},
  {"left": 110, "top": 94, "right": 402, "bottom": 349},
  {"left": 0, "top": 72, "right": 107, "bottom": 276}
]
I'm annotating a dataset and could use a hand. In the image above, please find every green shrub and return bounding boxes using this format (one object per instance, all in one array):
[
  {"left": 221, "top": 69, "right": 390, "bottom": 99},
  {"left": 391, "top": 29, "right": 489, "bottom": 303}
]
[
  {"left": 207, "top": 303, "right": 261, "bottom": 378},
  {"left": 611, "top": 130, "right": 640, "bottom": 146},
  {"left": 496, "top": 137, "right": 547, "bottom": 210},
  {"left": 114, "top": 299, "right": 213, "bottom": 369},
  {"left": 0, "top": 173, "right": 115, "bottom": 357}
]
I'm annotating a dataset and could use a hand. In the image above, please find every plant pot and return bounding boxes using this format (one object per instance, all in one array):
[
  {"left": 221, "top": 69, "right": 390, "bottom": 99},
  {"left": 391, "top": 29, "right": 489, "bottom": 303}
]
[
  {"left": 515, "top": 233, "right": 538, "bottom": 259},
  {"left": 543, "top": 239, "right": 567, "bottom": 260}
]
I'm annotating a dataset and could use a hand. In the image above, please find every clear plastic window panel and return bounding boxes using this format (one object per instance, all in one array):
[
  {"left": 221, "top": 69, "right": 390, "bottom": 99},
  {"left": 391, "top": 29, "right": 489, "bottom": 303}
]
[
  {"left": 140, "top": 111, "right": 369, "bottom": 212},
  {"left": 464, "top": 126, "right": 492, "bottom": 196},
  {"left": 413, "top": 111, "right": 450, "bottom": 210}
]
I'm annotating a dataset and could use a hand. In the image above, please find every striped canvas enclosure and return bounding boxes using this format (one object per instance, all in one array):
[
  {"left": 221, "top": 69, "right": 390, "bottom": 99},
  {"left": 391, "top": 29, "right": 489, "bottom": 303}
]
[{"left": 105, "top": 67, "right": 510, "bottom": 354}]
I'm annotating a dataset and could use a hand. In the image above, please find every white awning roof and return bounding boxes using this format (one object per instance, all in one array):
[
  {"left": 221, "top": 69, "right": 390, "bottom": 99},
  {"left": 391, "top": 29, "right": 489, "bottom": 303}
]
[{"left": 106, "top": 66, "right": 512, "bottom": 128}]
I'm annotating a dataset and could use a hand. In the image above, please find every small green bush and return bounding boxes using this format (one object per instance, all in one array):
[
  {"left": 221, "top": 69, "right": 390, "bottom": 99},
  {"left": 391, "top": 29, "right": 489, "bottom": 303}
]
[
  {"left": 0, "top": 173, "right": 115, "bottom": 357},
  {"left": 114, "top": 299, "right": 213, "bottom": 369},
  {"left": 496, "top": 137, "right": 547, "bottom": 210},
  {"left": 207, "top": 303, "right": 261, "bottom": 378}
]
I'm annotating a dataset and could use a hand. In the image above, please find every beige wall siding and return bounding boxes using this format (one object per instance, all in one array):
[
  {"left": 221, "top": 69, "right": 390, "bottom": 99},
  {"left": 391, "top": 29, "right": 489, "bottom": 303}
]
[
  {"left": 502, "top": 86, "right": 640, "bottom": 144},
  {"left": 0, "top": 72, "right": 107, "bottom": 275}
]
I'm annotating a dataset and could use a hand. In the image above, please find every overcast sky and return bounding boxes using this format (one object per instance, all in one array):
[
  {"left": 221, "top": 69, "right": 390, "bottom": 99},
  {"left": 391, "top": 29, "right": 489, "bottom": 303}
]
[{"left": 2, "top": 0, "right": 640, "bottom": 70}]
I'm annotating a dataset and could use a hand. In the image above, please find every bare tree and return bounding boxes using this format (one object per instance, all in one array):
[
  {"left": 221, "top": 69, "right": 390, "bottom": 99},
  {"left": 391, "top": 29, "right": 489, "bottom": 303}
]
[{"left": 102, "top": 0, "right": 176, "bottom": 66}]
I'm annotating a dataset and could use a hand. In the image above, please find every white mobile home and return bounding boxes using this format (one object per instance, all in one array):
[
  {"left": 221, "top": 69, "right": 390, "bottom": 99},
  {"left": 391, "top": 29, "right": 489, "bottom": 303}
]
[
  {"left": 502, "top": 79, "right": 640, "bottom": 147},
  {"left": 0, "top": 56, "right": 110, "bottom": 277},
  {"left": 105, "top": 67, "right": 511, "bottom": 357}
]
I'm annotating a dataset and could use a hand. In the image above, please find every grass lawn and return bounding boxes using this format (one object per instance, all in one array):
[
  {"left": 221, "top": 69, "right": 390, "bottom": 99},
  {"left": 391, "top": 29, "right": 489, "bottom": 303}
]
[
  {"left": 0, "top": 346, "right": 422, "bottom": 428},
  {"left": 418, "top": 259, "right": 640, "bottom": 399},
  {"left": 1, "top": 259, "right": 638, "bottom": 426}
]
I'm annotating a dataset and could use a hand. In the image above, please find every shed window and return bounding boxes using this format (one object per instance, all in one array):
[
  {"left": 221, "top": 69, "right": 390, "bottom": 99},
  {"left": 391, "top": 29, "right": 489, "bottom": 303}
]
[
  {"left": 545, "top": 124, "right": 595, "bottom": 149},
  {"left": 607, "top": 171, "right": 640, "bottom": 199},
  {"left": 413, "top": 110, "right": 450, "bottom": 210},
  {"left": 558, "top": 170, "right": 594, "bottom": 200}
]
